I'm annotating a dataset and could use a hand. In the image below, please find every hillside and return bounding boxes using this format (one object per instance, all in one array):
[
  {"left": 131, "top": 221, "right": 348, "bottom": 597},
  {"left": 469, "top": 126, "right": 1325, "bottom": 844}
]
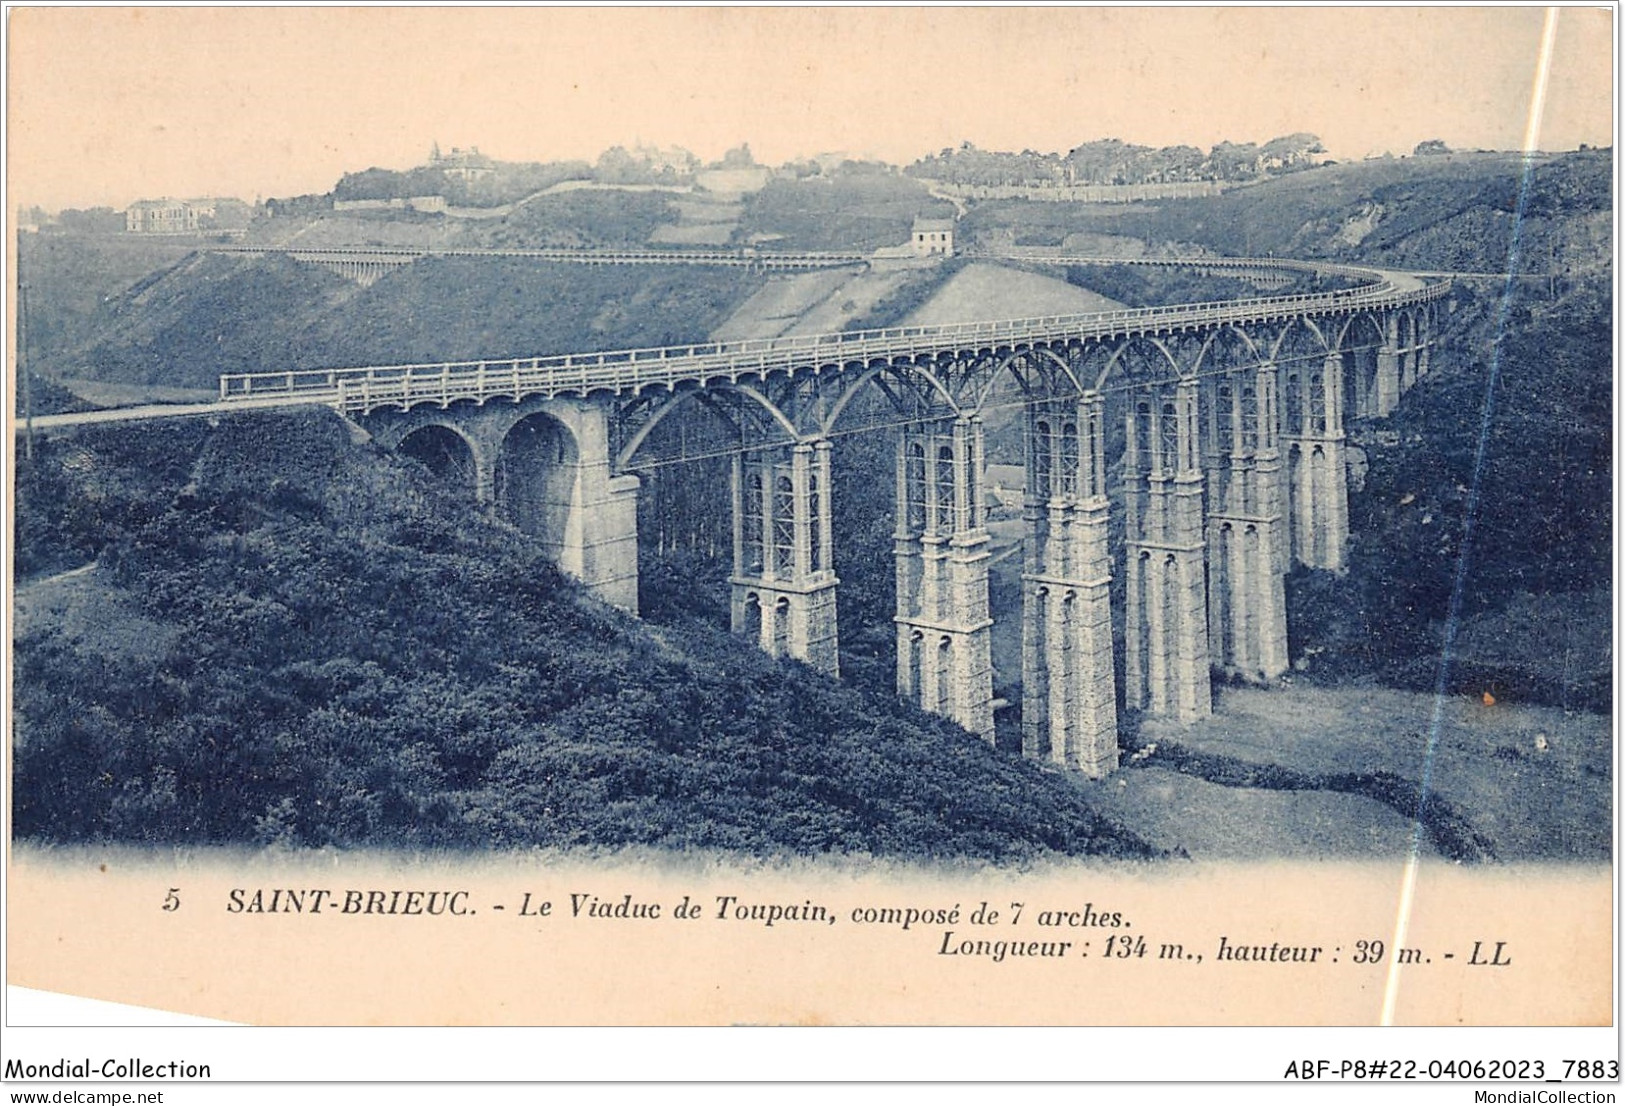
[
  {"left": 736, "top": 173, "right": 949, "bottom": 251},
  {"left": 959, "top": 150, "right": 1610, "bottom": 276},
  {"left": 1286, "top": 273, "right": 1612, "bottom": 710},
  {"left": 954, "top": 148, "right": 1611, "bottom": 715},
  {"left": 19, "top": 235, "right": 202, "bottom": 368},
  {"left": 18, "top": 406, "right": 1594, "bottom": 863},
  {"left": 1270, "top": 150, "right": 1611, "bottom": 712},
  {"left": 53, "top": 252, "right": 359, "bottom": 387},
  {"left": 33, "top": 254, "right": 769, "bottom": 390},
  {"left": 708, "top": 260, "right": 1122, "bottom": 342},
  {"left": 708, "top": 269, "right": 874, "bottom": 340},
  {"left": 12, "top": 410, "right": 1154, "bottom": 861},
  {"left": 898, "top": 262, "right": 1123, "bottom": 325},
  {"left": 475, "top": 190, "right": 683, "bottom": 249}
]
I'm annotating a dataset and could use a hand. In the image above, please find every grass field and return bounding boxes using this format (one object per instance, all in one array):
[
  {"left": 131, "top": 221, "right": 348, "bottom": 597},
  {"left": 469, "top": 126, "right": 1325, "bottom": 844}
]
[
  {"left": 709, "top": 269, "right": 872, "bottom": 340},
  {"left": 1132, "top": 684, "right": 1611, "bottom": 862},
  {"left": 1080, "top": 766, "right": 1423, "bottom": 862}
]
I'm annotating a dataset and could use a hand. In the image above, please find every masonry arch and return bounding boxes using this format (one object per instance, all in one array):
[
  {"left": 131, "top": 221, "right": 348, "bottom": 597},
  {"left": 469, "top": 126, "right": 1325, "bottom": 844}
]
[
  {"left": 772, "top": 597, "right": 792, "bottom": 657},
  {"left": 397, "top": 423, "right": 480, "bottom": 498},
  {"left": 496, "top": 411, "right": 580, "bottom": 560}
]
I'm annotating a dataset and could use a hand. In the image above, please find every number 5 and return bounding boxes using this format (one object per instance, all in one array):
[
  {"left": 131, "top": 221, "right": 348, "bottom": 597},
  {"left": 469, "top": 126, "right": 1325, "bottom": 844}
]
[{"left": 162, "top": 888, "right": 181, "bottom": 912}]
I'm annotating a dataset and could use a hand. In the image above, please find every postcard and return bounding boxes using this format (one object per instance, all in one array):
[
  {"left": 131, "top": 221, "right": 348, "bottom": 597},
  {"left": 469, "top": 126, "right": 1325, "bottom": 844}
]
[{"left": 4, "top": 5, "right": 1615, "bottom": 1089}]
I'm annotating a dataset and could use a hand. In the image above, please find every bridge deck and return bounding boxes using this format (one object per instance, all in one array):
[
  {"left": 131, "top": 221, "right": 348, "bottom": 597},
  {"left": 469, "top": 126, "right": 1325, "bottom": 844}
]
[
  {"left": 216, "top": 261, "right": 1444, "bottom": 415},
  {"left": 22, "top": 258, "right": 1448, "bottom": 430}
]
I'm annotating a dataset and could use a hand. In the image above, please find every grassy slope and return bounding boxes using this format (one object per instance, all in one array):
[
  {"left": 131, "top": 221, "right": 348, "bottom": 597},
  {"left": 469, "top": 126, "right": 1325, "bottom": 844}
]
[
  {"left": 736, "top": 174, "right": 947, "bottom": 251},
  {"left": 42, "top": 255, "right": 769, "bottom": 389},
  {"left": 473, "top": 190, "right": 681, "bottom": 249},
  {"left": 20, "top": 235, "right": 201, "bottom": 369},
  {"left": 305, "top": 259, "right": 766, "bottom": 366},
  {"left": 63, "top": 253, "right": 360, "bottom": 387},
  {"left": 250, "top": 213, "right": 481, "bottom": 250},
  {"left": 708, "top": 270, "right": 863, "bottom": 340},
  {"left": 12, "top": 411, "right": 1154, "bottom": 862},
  {"left": 899, "top": 263, "right": 1124, "bottom": 325}
]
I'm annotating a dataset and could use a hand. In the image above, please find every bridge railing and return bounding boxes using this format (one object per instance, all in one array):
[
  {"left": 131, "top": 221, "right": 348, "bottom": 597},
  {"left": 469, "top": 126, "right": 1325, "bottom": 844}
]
[
  {"left": 202, "top": 245, "right": 868, "bottom": 268},
  {"left": 218, "top": 266, "right": 1448, "bottom": 409},
  {"left": 968, "top": 252, "right": 1358, "bottom": 274}
]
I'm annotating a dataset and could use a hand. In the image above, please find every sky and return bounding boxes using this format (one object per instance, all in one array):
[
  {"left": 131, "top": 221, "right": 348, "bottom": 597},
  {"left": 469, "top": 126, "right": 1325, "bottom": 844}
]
[{"left": 6, "top": 6, "right": 1615, "bottom": 211}]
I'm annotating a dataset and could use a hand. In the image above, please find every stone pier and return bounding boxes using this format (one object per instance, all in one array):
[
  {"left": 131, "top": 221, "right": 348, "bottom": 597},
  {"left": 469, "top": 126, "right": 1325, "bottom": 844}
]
[
  {"left": 729, "top": 440, "right": 840, "bottom": 674},
  {"left": 1019, "top": 393, "right": 1119, "bottom": 776},
  {"left": 1284, "top": 354, "right": 1349, "bottom": 572},
  {"left": 1124, "top": 379, "right": 1211, "bottom": 721},
  {"left": 1203, "top": 366, "right": 1288, "bottom": 681},
  {"left": 894, "top": 417, "right": 994, "bottom": 742}
]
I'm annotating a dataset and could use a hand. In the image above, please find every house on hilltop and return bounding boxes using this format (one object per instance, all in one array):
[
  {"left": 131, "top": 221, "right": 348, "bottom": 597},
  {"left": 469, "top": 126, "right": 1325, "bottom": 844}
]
[
  {"left": 633, "top": 143, "right": 701, "bottom": 177},
  {"left": 429, "top": 143, "right": 496, "bottom": 181}
]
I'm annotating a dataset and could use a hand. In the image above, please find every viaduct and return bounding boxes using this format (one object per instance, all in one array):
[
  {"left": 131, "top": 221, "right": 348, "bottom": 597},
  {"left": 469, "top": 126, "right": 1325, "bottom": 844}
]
[
  {"left": 36, "top": 255, "right": 1450, "bottom": 778},
  {"left": 197, "top": 245, "right": 868, "bottom": 285}
]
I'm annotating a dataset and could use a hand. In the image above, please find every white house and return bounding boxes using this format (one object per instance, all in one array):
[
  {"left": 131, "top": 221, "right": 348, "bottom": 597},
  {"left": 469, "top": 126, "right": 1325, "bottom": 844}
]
[{"left": 911, "top": 216, "right": 955, "bottom": 257}]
